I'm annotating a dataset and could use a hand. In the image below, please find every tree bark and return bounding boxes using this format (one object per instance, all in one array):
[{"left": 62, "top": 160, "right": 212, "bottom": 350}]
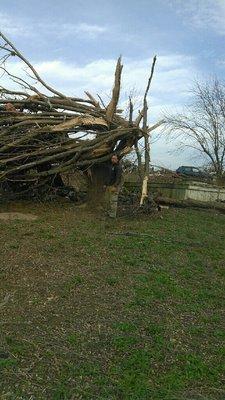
[
  {"left": 87, "top": 164, "right": 107, "bottom": 210},
  {"left": 156, "top": 196, "right": 225, "bottom": 214}
]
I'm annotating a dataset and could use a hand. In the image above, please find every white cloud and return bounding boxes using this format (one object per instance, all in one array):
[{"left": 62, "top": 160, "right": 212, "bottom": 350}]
[
  {"left": 0, "top": 12, "right": 30, "bottom": 37},
  {"left": 56, "top": 22, "right": 107, "bottom": 39},
  {"left": 0, "top": 12, "right": 107, "bottom": 39},
  {"left": 31, "top": 55, "right": 197, "bottom": 120},
  {"left": 2, "top": 53, "right": 197, "bottom": 116},
  {"left": 75, "top": 23, "right": 107, "bottom": 37},
  {"left": 172, "top": 0, "right": 225, "bottom": 35}
]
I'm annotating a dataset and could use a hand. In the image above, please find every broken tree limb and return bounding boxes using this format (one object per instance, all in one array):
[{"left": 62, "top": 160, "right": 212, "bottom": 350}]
[
  {"left": 0, "top": 31, "right": 66, "bottom": 98},
  {"left": 147, "top": 120, "right": 164, "bottom": 134},
  {"left": 106, "top": 56, "right": 123, "bottom": 122},
  {"left": 140, "top": 56, "right": 157, "bottom": 206},
  {"left": 155, "top": 196, "right": 225, "bottom": 214}
]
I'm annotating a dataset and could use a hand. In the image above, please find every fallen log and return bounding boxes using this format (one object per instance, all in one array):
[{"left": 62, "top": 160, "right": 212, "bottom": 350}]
[{"left": 156, "top": 196, "right": 225, "bottom": 214}]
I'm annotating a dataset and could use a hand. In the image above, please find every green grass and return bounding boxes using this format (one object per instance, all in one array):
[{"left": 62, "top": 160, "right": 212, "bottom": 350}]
[{"left": 0, "top": 202, "right": 225, "bottom": 399}]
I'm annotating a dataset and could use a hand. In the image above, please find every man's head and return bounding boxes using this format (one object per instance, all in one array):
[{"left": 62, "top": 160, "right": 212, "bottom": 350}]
[{"left": 111, "top": 154, "right": 119, "bottom": 165}]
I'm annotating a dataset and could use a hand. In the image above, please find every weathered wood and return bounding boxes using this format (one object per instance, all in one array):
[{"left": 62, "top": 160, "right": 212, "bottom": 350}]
[
  {"left": 106, "top": 56, "right": 123, "bottom": 122},
  {"left": 140, "top": 56, "right": 157, "bottom": 206},
  {"left": 156, "top": 196, "right": 225, "bottom": 214}
]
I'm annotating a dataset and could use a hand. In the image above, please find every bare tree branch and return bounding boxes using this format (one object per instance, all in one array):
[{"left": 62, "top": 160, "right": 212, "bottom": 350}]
[{"left": 164, "top": 79, "right": 225, "bottom": 177}]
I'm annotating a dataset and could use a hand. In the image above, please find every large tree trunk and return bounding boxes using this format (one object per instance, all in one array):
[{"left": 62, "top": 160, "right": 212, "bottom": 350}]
[{"left": 87, "top": 164, "right": 108, "bottom": 210}]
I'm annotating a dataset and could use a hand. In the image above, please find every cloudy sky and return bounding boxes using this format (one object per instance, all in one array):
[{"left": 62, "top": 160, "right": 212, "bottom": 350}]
[{"left": 1, "top": 0, "right": 225, "bottom": 168}]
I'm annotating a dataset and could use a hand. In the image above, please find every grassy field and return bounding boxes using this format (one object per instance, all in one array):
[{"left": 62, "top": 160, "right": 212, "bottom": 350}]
[{"left": 0, "top": 201, "right": 225, "bottom": 399}]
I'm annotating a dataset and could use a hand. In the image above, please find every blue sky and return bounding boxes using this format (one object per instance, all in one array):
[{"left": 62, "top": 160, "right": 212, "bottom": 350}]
[{"left": 1, "top": 0, "right": 225, "bottom": 168}]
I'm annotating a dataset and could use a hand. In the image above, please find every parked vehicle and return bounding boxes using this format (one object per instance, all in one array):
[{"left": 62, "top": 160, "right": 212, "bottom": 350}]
[{"left": 176, "top": 166, "right": 211, "bottom": 180}]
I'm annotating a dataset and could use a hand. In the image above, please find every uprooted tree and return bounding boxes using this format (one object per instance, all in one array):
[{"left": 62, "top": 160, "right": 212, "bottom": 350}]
[{"left": 0, "top": 31, "right": 159, "bottom": 202}]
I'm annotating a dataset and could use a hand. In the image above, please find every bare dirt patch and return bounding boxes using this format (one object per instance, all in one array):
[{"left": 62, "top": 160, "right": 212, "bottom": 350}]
[{"left": 0, "top": 212, "right": 37, "bottom": 221}]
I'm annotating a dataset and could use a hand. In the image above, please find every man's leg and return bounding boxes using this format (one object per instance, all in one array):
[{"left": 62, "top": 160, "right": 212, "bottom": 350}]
[{"left": 108, "top": 190, "right": 119, "bottom": 218}]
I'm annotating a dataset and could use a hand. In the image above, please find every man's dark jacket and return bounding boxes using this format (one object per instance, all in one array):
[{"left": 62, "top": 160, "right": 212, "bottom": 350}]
[{"left": 105, "top": 162, "right": 122, "bottom": 187}]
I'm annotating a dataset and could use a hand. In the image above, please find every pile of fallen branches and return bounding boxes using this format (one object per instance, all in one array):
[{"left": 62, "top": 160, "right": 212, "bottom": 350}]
[{"left": 0, "top": 31, "right": 158, "bottom": 199}]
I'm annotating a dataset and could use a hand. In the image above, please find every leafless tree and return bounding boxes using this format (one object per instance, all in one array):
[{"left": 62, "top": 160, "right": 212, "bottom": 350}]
[{"left": 164, "top": 79, "right": 225, "bottom": 177}]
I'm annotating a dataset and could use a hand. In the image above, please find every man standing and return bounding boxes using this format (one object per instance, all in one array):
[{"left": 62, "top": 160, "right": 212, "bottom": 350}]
[{"left": 104, "top": 154, "right": 122, "bottom": 218}]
